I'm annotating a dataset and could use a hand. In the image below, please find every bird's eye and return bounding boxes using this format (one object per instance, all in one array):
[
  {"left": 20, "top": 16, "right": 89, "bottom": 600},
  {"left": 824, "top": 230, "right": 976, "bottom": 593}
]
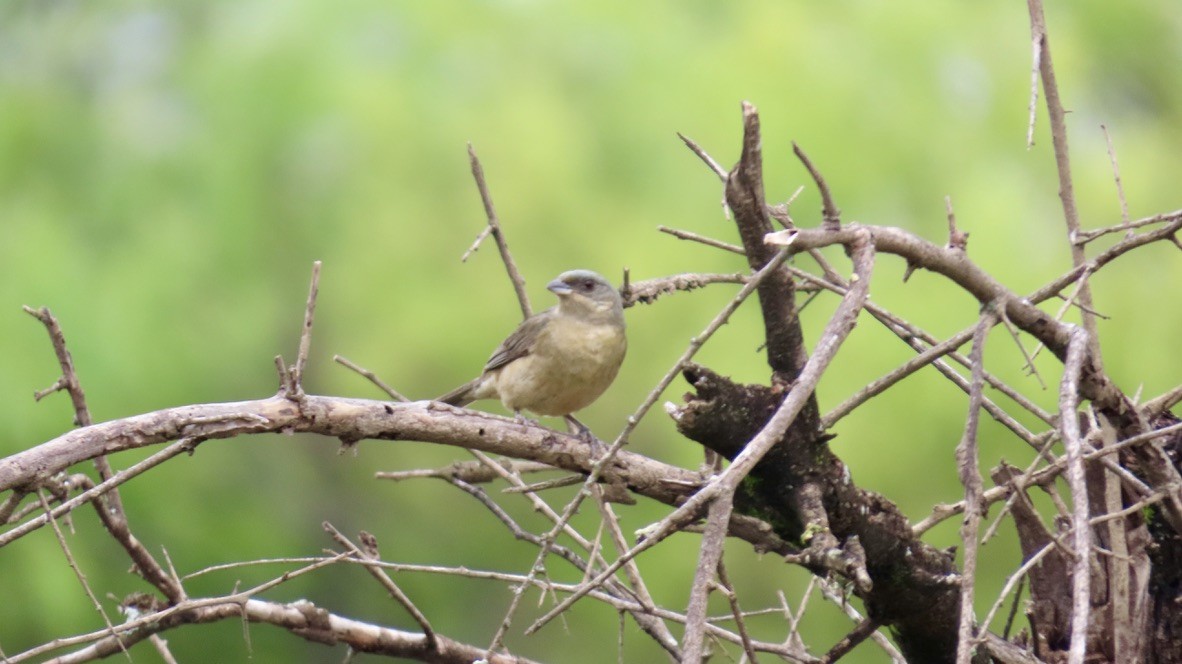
[{"left": 581, "top": 280, "right": 594, "bottom": 291}]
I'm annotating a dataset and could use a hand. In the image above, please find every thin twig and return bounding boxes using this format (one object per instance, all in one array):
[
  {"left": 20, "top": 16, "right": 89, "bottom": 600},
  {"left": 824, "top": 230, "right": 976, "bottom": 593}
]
[
  {"left": 914, "top": 421, "right": 1182, "bottom": 536},
  {"left": 36, "top": 490, "right": 129, "bottom": 660},
  {"left": 22, "top": 306, "right": 93, "bottom": 427},
  {"left": 656, "top": 226, "right": 745, "bottom": 255},
  {"left": 323, "top": 522, "right": 437, "bottom": 649},
  {"left": 714, "top": 562, "right": 758, "bottom": 663},
  {"left": 501, "top": 474, "right": 584, "bottom": 493},
  {"left": 445, "top": 473, "right": 606, "bottom": 582},
  {"left": 591, "top": 489, "right": 681, "bottom": 657},
  {"left": 333, "top": 355, "right": 409, "bottom": 401},
  {"left": 815, "top": 579, "right": 905, "bottom": 662},
  {"left": 1073, "top": 209, "right": 1182, "bottom": 245},
  {"left": 820, "top": 617, "right": 882, "bottom": 664},
  {"left": 375, "top": 459, "right": 554, "bottom": 484},
  {"left": 1144, "top": 384, "right": 1182, "bottom": 418},
  {"left": 1025, "top": 23, "right": 1043, "bottom": 147},
  {"left": 1027, "top": 267, "right": 1094, "bottom": 364},
  {"left": 997, "top": 305, "right": 1046, "bottom": 390},
  {"left": 236, "top": 553, "right": 814, "bottom": 662},
  {"left": 677, "top": 132, "right": 728, "bottom": 179},
  {"left": 464, "top": 451, "right": 599, "bottom": 552},
  {"left": 460, "top": 226, "right": 493, "bottom": 262},
  {"left": 0, "top": 489, "right": 28, "bottom": 524},
  {"left": 792, "top": 142, "right": 840, "bottom": 230},
  {"left": 0, "top": 440, "right": 198, "bottom": 548},
  {"left": 1100, "top": 124, "right": 1133, "bottom": 238},
  {"left": 273, "top": 355, "right": 289, "bottom": 391},
  {"left": 148, "top": 634, "right": 179, "bottom": 664},
  {"left": 978, "top": 543, "right": 1053, "bottom": 639},
  {"left": 15, "top": 553, "right": 353, "bottom": 663},
  {"left": 805, "top": 267, "right": 1051, "bottom": 438},
  {"left": 945, "top": 196, "right": 969, "bottom": 251},
  {"left": 472, "top": 447, "right": 605, "bottom": 655},
  {"left": 290, "top": 260, "right": 322, "bottom": 397},
  {"left": 23, "top": 306, "right": 129, "bottom": 518},
  {"left": 1002, "top": 575, "right": 1027, "bottom": 640},
  {"left": 467, "top": 143, "right": 532, "bottom": 319}
]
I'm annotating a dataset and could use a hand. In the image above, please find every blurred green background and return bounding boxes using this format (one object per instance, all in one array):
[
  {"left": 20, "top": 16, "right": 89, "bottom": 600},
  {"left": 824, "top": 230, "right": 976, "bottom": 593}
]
[{"left": 1, "top": 0, "right": 1180, "bottom": 661}]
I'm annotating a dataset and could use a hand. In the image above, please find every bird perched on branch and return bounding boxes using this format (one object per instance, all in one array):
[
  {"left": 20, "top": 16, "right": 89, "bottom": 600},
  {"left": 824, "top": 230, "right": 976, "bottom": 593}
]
[{"left": 437, "top": 269, "right": 627, "bottom": 434}]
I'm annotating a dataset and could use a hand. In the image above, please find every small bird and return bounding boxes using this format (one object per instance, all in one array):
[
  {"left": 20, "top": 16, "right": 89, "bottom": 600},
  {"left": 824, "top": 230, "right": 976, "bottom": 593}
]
[{"left": 437, "top": 269, "right": 627, "bottom": 433}]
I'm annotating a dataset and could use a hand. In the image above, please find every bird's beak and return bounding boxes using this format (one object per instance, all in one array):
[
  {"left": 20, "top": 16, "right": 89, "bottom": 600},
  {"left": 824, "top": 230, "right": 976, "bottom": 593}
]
[{"left": 547, "top": 278, "right": 573, "bottom": 296}]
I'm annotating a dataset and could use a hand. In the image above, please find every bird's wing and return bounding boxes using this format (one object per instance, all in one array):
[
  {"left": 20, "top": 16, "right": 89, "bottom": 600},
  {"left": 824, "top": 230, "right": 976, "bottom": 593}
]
[{"left": 483, "top": 308, "right": 554, "bottom": 373}]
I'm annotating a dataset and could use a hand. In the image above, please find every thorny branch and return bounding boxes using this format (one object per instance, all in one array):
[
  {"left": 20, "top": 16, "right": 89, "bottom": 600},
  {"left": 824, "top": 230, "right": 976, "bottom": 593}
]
[
  {"left": 954, "top": 310, "right": 996, "bottom": 664},
  {"left": 4, "top": 6, "right": 1182, "bottom": 658}
]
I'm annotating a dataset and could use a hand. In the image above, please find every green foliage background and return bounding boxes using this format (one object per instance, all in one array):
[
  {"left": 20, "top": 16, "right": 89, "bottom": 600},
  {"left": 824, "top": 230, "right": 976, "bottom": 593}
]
[{"left": 1, "top": 1, "right": 1179, "bottom": 662}]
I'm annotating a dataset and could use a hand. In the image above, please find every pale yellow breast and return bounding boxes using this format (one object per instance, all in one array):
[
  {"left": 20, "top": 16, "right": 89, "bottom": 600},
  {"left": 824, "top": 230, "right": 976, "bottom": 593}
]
[{"left": 494, "top": 315, "right": 626, "bottom": 417}]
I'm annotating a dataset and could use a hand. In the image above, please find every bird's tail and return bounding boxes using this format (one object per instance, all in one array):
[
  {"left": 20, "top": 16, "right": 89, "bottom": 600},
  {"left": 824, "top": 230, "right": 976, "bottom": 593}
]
[{"left": 436, "top": 379, "right": 481, "bottom": 407}]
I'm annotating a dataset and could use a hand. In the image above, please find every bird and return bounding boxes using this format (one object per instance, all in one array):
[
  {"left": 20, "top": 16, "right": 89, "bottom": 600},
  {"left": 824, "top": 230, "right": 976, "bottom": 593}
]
[{"left": 437, "top": 269, "right": 627, "bottom": 434}]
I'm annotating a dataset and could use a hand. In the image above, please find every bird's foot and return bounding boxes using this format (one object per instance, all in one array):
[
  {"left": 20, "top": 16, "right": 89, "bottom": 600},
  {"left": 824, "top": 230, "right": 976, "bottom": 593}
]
[
  {"left": 564, "top": 417, "right": 633, "bottom": 504},
  {"left": 564, "top": 415, "right": 604, "bottom": 452},
  {"left": 513, "top": 411, "right": 541, "bottom": 428}
]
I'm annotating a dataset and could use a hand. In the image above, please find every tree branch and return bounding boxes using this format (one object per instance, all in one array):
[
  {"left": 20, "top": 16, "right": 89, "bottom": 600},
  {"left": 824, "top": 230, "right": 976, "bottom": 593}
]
[{"left": 0, "top": 396, "right": 697, "bottom": 506}]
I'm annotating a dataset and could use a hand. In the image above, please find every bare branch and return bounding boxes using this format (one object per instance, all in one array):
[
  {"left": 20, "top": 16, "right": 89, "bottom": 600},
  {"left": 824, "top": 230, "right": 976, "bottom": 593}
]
[
  {"left": 36, "top": 490, "right": 129, "bottom": 661},
  {"left": 33, "top": 594, "right": 536, "bottom": 664},
  {"left": 713, "top": 562, "right": 758, "bottom": 663},
  {"left": 0, "top": 396, "right": 703, "bottom": 506},
  {"left": 792, "top": 142, "right": 841, "bottom": 230},
  {"left": 333, "top": 354, "right": 410, "bottom": 402},
  {"left": 815, "top": 579, "right": 905, "bottom": 663},
  {"left": 323, "top": 522, "right": 437, "bottom": 649},
  {"left": 1026, "top": 0, "right": 1101, "bottom": 368},
  {"left": 820, "top": 617, "right": 883, "bottom": 664},
  {"left": 375, "top": 458, "right": 554, "bottom": 484},
  {"left": 681, "top": 491, "right": 734, "bottom": 662},
  {"left": 809, "top": 267, "right": 1052, "bottom": 438},
  {"left": 1059, "top": 327, "right": 1093, "bottom": 664},
  {"left": 945, "top": 196, "right": 969, "bottom": 251},
  {"left": 677, "top": 131, "right": 728, "bottom": 180},
  {"left": 1074, "top": 209, "right": 1182, "bottom": 245},
  {"left": 656, "top": 225, "right": 744, "bottom": 255},
  {"left": 591, "top": 489, "right": 682, "bottom": 658},
  {"left": 289, "top": 260, "right": 322, "bottom": 397},
  {"left": 1101, "top": 124, "right": 1133, "bottom": 238},
  {"left": 22, "top": 306, "right": 184, "bottom": 600},
  {"left": 22, "top": 306, "right": 93, "bottom": 427},
  {"left": 466, "top": 143, "right": 532, "bottom": 319},
  {"left": 622, "top": 271, "right": 750, "bottom": 307},
  {"left": 1025, "top": 19, "right": 1043, "bottom": 147},
  {"left": 767, "top": 222, "right": 1182, "bottom": 512},
  {"left": 954, "top": 308, "right": 996, "bottom": 664},
  {"left": 1144, "top": 384, "right": 1182, "bottom": 419}
]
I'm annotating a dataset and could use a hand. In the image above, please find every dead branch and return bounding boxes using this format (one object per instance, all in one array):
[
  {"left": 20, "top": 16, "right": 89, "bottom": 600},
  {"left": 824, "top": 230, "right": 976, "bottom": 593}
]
[{"left": 0, "top": 396, "right": 697, "bottom": 507}]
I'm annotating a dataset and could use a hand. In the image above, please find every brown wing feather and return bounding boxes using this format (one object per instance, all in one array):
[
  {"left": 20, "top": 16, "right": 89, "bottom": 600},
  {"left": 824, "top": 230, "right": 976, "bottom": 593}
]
[{"left": 483, "top": 308, "right": 554, "bottom": 373}]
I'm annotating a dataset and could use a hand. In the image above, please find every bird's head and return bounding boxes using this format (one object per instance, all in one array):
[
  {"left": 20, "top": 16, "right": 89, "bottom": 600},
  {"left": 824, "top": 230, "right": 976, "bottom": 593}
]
[{"left": 547, "top": 270, "right": 623, "bottom": 320}]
